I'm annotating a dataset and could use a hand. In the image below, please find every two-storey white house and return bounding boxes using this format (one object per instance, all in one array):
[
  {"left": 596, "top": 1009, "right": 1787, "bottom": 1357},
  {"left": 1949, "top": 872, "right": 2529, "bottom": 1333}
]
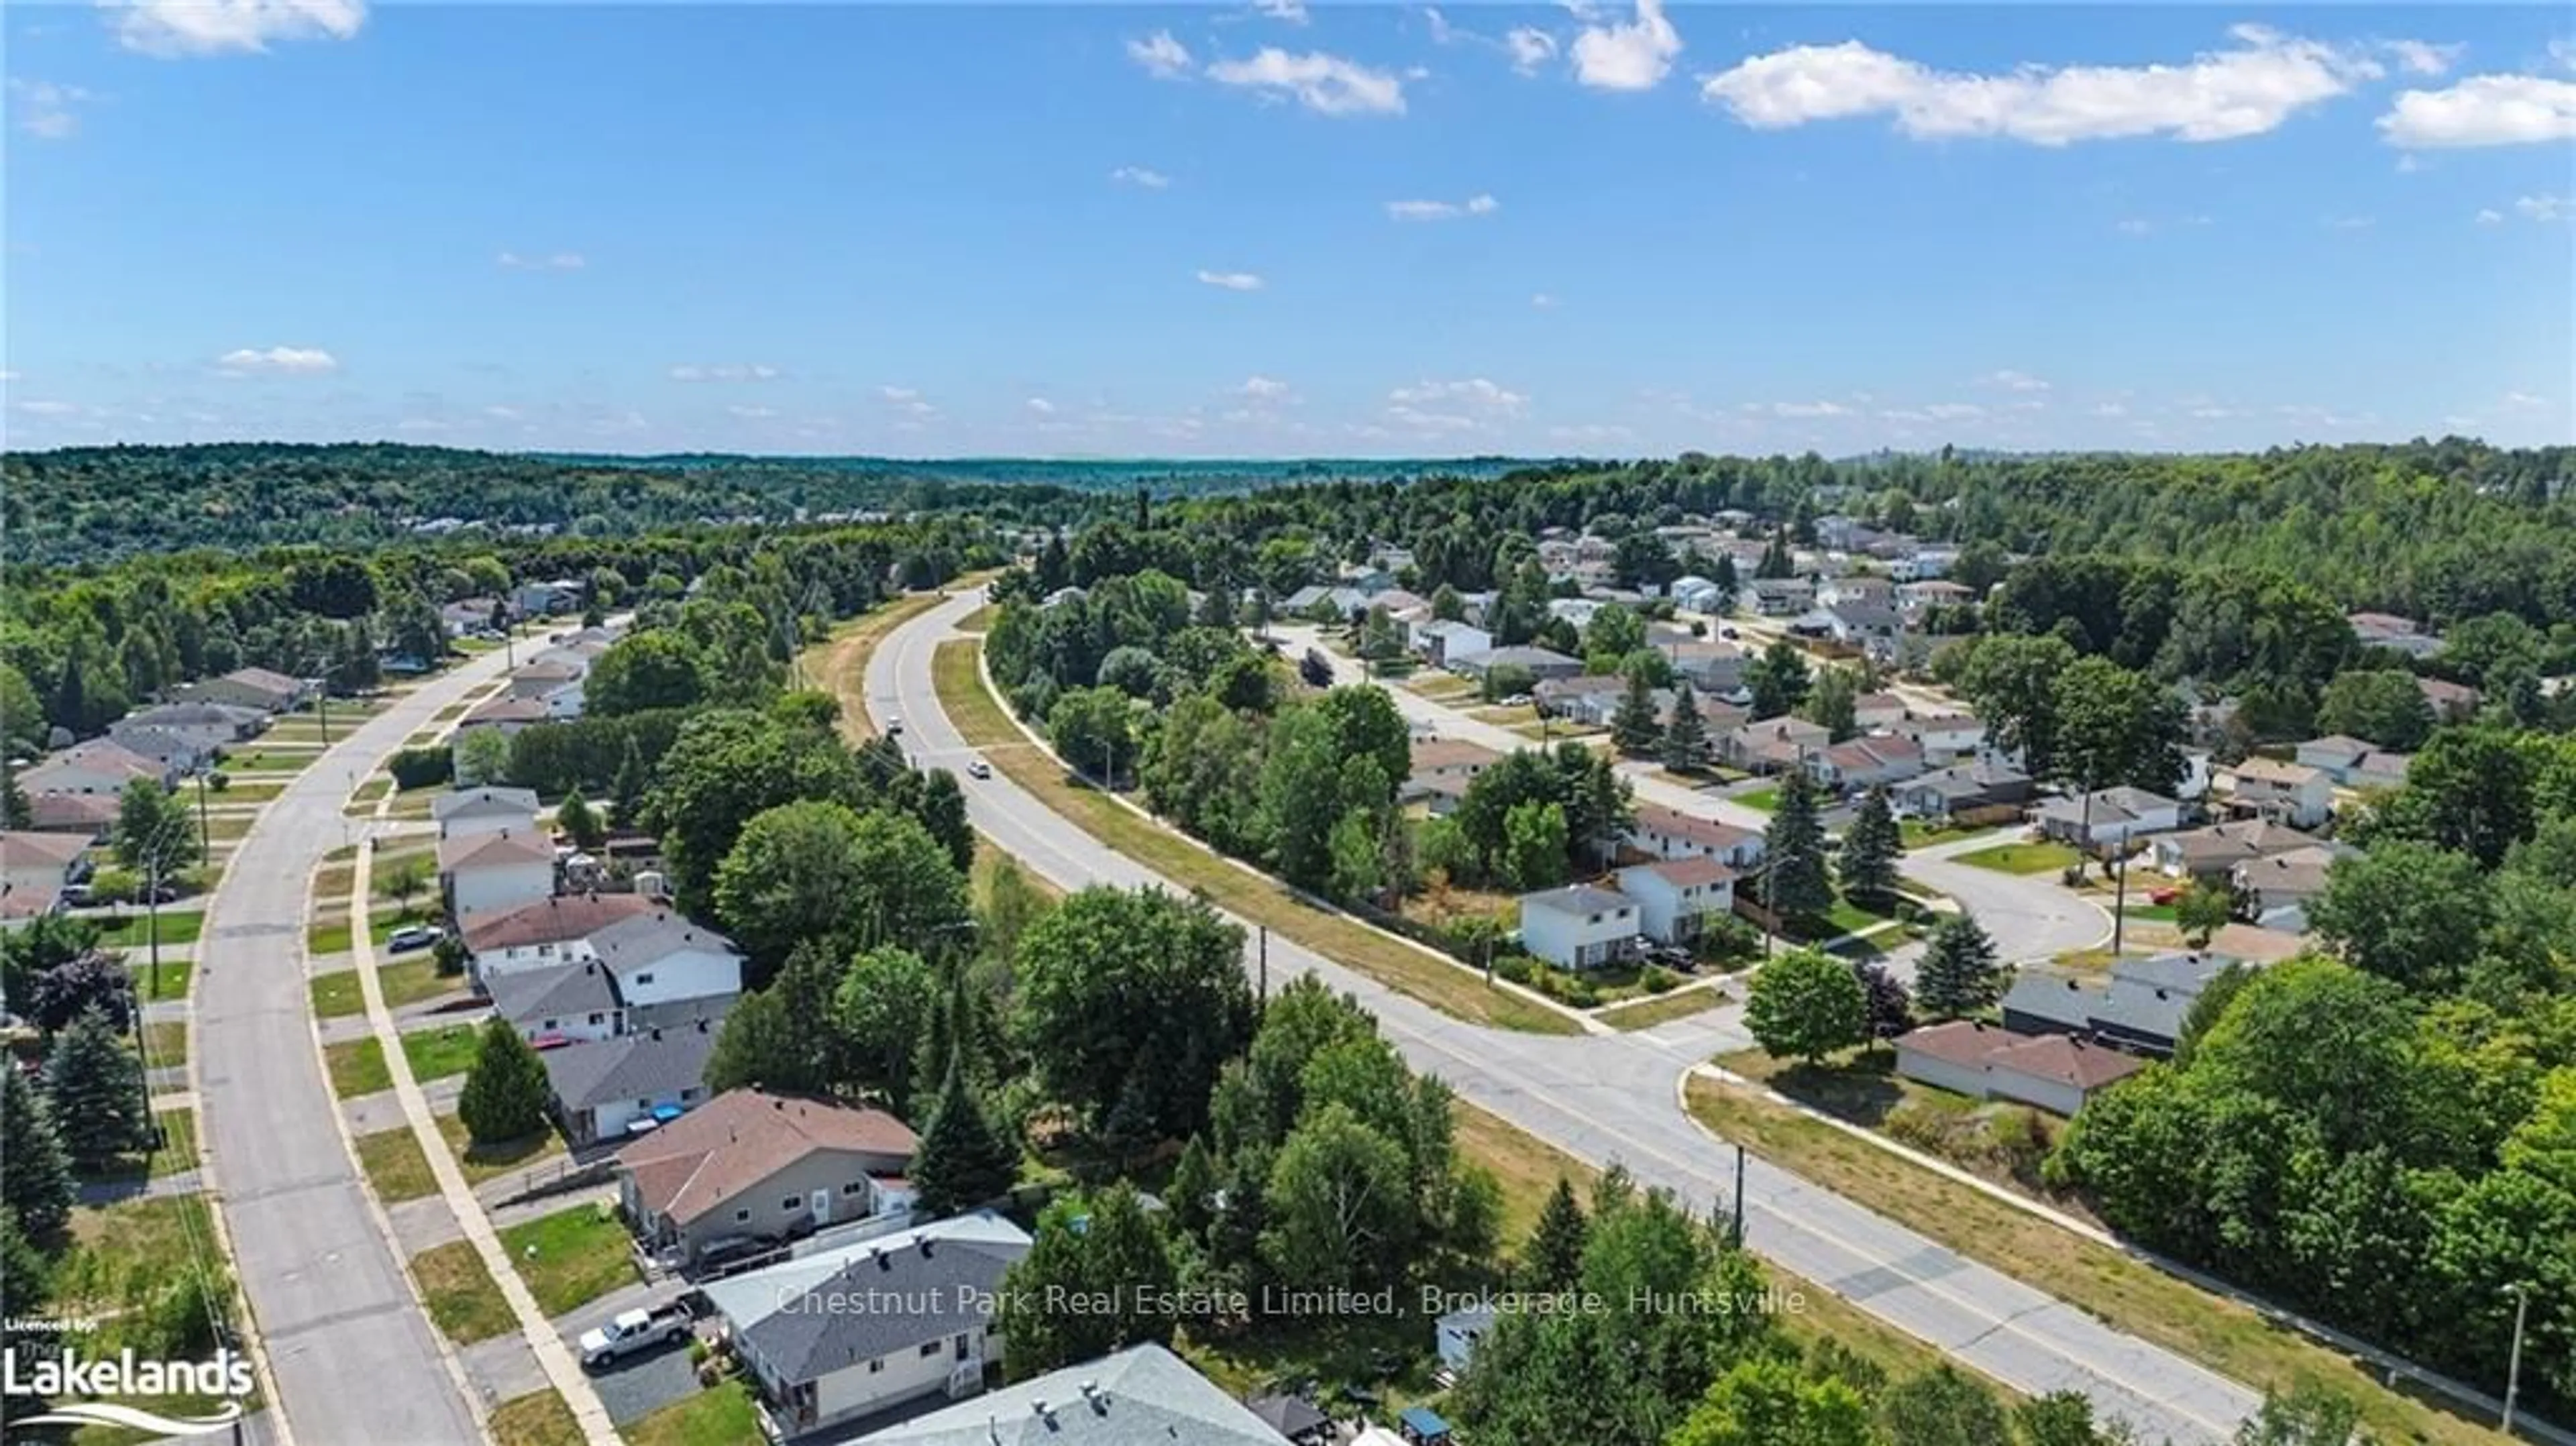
[
  {"left": 1614, "top": 858, "right": 1736, "bottom": 945},
  {"left": 1517, "top": 885, "right": 1641, "bottom": 969},
  {"left": 433, "top": 786, "right": 541, "bottom": 840},
  {"left": 587, "top": 911, "right": 747, "bottom": 1029},
  {"left": 439, "top": 828, "right": 555, "bottom": 918}
]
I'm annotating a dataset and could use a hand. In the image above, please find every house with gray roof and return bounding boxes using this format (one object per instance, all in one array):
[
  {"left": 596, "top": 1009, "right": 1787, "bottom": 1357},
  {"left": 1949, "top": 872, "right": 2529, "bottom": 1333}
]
[
  {"left": 539, "top": 1016, "right": 723, "bottom": 1144},
  {"left": 1516, "top": 884, "right": 1640, "bottom": 969},
  {"left": 851, "top": 1342, "right": 1291, "bottom": 1446},
  {"left": 1444, "top": 645, "right": 1582, "bottom": 683},
  {"left": 704, "top": 1211, "right": 1033, "bottom": 1438},
  {"left": 488, "top": 959, "right": 623, "bottom": 1045},
  {"left": 2001, "top": 951, "right": 2247, "bottom": 1057}
]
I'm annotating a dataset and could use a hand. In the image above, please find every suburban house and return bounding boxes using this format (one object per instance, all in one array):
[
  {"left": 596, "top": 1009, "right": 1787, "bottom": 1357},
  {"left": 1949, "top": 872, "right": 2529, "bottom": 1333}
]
[
  {"left": 1398, "top": 773, "right": 1470, "bottom": 818},
  {"left": 434, "top": 785, "right": 541, "bottom": 840},
  {"left": 2030, "top": 786, "right": 2184, "bottom": 849},
  {"left": 1894, "top": 711, "right": 1988, "bottom": 764},
  {"left": 0, "top": 831, "right": 91, "bottom": 922},
  {"left": 2224, "top": 757, "right": 2334, "bottom": 829},
  {"left": 1817, "top": 577, "right": 1896, "bottom": 610},
  {"left": 539, "top": 1017, "right": 722, "bottom": 1144},
  {"left": 2151, "top": 819, "right": 2317, "bottom": 880},
  {"left": 1534, "top": 675, "right": 1625, "bottom": 719},
  {"left": 1898, "top": 579, "right": 1974, "bottom": 613},
  {"left": 1820, "top": 602, "right": 1906, "bottom": 657},
  {"left": 21, "top": 739, "right": 172, "bottom": 797},
  {"left": 586, "top": 909, "right": 747, "bottom": 1028},
  {"left": 101, "top": 726, "right": 212, "bottom": 776},
  {"left": 1626, "top": 803, "right": 1766, "bottom": 870},
  {"left": 1890, "top": 547, "right": 1959, "bottom": 580},
  {"left": 439, "top": 828, "right": 556, "bottom": 917},
  {"left": 2350, "top": 749, "right": 2412, "bottom": 791},
  {"left": 1748, "top": 579, "right": 1815, "bottom": 616},
  {"left": 1445, "top": 645, "right": 1582, "bottom": 684},
  {"left": 442, "top": 598, "right": 506, "bottom": 636},
  {"left": 851, "top": 1343, "right": 1293, "bottom": 1446},
  {"left": 616, "top": 1089, "right": 922, "bottom": 1266},
  {"left": 507, "top": 656, "right": 588, "bottom": 705},
  {"left": 1659, "top": 642, "right": 1748, "bottom": 696},
  {"left": 2418, "top": 676, "right": 2481, "bottom": 722},
  {"left": 1410, "top": 620, "right": 1492, "bottom": 668},
  {"left": 1893, "top": 1020, "right": 2148, "bottom": 1117},
  {"left": 2347, "top": 611, "right": 2443, "bottom": 660},
  {"left": 1806, "top": 735, "right": 1927, "bottom": 792},
  {"left": 1614, "top": 858, "right": 1735, "bottom": 944},
  {"left": 1409, "top": 738, "right": 1501, "bottom": 785},
  {"left": 706, "top": 1211, "right": 1034, "bottom": 1437},
  {"left": 1892, "top": 759, "right": 2034, "bottom": 824},
  {"left": 453, "top": 695, "right": 553, "bottom": 754},
  {"left": 461, "top": 891, "right": 662, "bottom": 985},
  {"left": 1852, "top": 691, "right": 1911, "bottom": 732},
  {"left": 2292, "top": 735, "right": 2375, "bottom": 784},
  {"left": 2232, "top": 844, "right": 2348, "bottom": 933},
  {"left": 25, "top": 793, "right": 117, "bottom": 839},
  {"left": 1719, "top": 717, "right": 1831, "bottom": 774},
  {"left": 1670, "top": 576, "right": 1729, "bottom": 612},
  {"left": 513, "top": 579, "right": 583, "bottom": 616},
  {"left": 2001, "top": 951, "right": 2245, "bottom": 1057},
  {"left": 1516, "top": 885, "right": 1641, "bottom": 969},
  {"left": 172, "top": 666, "right": 309, "bottom": 714},
  {"left": 109, "top": 702, "right": 266, "bottom": 759},
  {"left": 489, "top": 959, "right": 625, "bottom": 1045},
  {"left": 1546, "top": 597, "right": 1602, "bottom": 630}
]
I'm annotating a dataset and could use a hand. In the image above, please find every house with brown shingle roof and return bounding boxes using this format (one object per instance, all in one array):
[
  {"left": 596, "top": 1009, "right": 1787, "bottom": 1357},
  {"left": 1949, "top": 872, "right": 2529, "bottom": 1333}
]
[
  {"left": 438, "top": 828, "right": 555, "bottom": 917},
  {"left": 616, "top": 1089, "right": 921, "bottom": 1265},
  {"left": 1894, "top": 1019, "right": 2147, "bottom": 1117},
  {"left": 21, "top": 739, "right": 171, "bottom": 797},
  {"left": 1625, "top": 802, "right": 1766, "bottom": 870}
]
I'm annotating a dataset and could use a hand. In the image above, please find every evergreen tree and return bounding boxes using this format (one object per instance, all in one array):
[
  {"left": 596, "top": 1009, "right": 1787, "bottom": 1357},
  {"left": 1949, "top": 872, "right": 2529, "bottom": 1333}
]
[
  {"left": 1662, "top": 681, "right": 1711, "bottom": 772},
  {"left": 0, "top": 759, "right": 28, "bottom": 831},
  {"left": 1167, "top": 1134, "right": 1219, "bottom": 1243},
  {"left": 1610, "top": 669, "right": 1662, "bottom": 755},
  {"left": 608, "top": 736, "right": 647, "bottom": 830},
  {"left": 2, "top": 1070, "right": 74, "bottom": 1239},
  {"left": 1762, "top": 771, "right": 1834, "bottom": 920},
  {"left": 457, "top": 1018, "right": 551, "bottom": 1144},
  {"left": 1915, "top": 912, "right": 2006, "bottom": 1021},
  {"left": 1519, "top": 1174, "right": 1589, "bottom": 1291},
  {"left": 1836, "top": 787, "right": 1902, "bottom": 912},
  {"left": 910, "top": 1058, "right": 1019, "bottom": 1218},
  {"left": 44, "top": 1005, "right": 146, "bottom": 1172}
]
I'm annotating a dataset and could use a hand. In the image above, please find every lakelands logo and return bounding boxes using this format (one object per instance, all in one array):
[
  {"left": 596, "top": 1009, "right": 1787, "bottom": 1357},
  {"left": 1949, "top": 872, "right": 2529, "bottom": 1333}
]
[{"left": 3, "top": 1346, "right": 255, "bottom": 1437}]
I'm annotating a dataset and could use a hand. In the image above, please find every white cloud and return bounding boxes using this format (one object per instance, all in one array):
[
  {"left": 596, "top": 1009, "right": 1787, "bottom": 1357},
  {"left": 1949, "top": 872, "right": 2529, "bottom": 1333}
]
[
  {"left": 1980, "top": 369, "right": 2050, "bottom": 392},
  {"left": 2091, "top": 402, "right": 2129, "bottom": 418},
  {"left": 1238, "top": 376, "right": 1295, "bottom": 400},
  {"left": 726, "top": 404, "right": 776, "bottom": 419},
  {"left": 2476, "top": 207, "right": 2506, "bottom": 224},
  {"left": 0, "top": 370, "right": 19, "bottom": 383},
  {"left": 1703, "top": 25, "right": 2383, "bottom": 145},
  {"left": 877, "top": 386, "right": 936, "bottom": 418},
  {"left": 1389, "top": 378, "right": 1528, "bottom": 412},
  {"left": 1026, "top": 397, "right": 1057, "bottom": 415},
  {"left": 15, "top": 399, "right": 81, "bottom": 416},
  {"left": 484, "top": 404, "right": 521, "bottom": 420},
  {"left": 9, "top": 79, "right": 90, "bottom": 140},
  {"left": 1549, "top": 423, "right": 1634, "bottom": 444},
  {"left": 1506, "top": 27, "right": 1559, "bottom": 76},
  {"left": 2385, "top": 40, "right": 2464, "bottom": 76},
  {"left": 1207, "top": 48, "right": 1407, "bottom": 115},
  {"left": 496, "top": 250, "right": 586, "bottom": 271},
  {"left": 1196, "top": 269, "right": 1267, "bottom": 291},
  {"left": 1386, "top": 192, "right": 1499, "bottom": 221},
  {"left": 1530, "top": 292, "right": 1558, "bottom": 309},
  {"left": 1746, "top": 400, "right": 1851, "bottom": 419},
  {"left": 2515, "top": 193, "right": 2571, "bottom": 221},
  {"left": 217, "top": 345, "right": 337, "bottom": 375},
  {"left": 2501, "top": 390, "right": 2553, "bottom": 411},
  {"left": 1571, "top": 0, "right": 1680, "bottom": 91},
  {"left": 668, "top": 364, "right": 782, "bottom": 382},
  {"left": 1110, "top": 166, "right": 1171, "bottom": 189},
  {"left": 111, "top": 0, "right": 366, "bottom": 56},
  {"left": 1923, "top": 402, "right": 1986, "bottom": 421},
  {"left": 1128, "top": 30, "right": 1193, "bottom": 80},
  {"left": 2379, "top": 72, "right": 2576, "bottom": 147},
  {"left": 2396, "top": 152, "right": 2423, "bottom": 172},
  {"left": 1254, "top": 0, "right": 1307, "bottom": 24}
]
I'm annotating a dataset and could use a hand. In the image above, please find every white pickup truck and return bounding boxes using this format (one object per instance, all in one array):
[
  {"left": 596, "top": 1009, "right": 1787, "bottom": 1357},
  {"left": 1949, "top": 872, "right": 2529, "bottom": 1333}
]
[{"left": 578, "top": 1305, "right": 691, "bottom": 1368}]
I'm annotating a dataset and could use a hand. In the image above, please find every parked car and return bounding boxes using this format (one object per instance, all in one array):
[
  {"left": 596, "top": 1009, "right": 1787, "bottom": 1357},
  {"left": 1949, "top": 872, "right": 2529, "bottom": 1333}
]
[
  {"left": 967, "top": 757, "right": 991, "bottom": 779},
  {"left": 2149, "top": 885, "right": 2183, "bottom": 906},
  {"left": 1719, "top": 626, "right": 1739, "bottom": 640},
  {"left": 386, "top": 925, "right": 444, "bottom": 954},
  {"left": 885, "top": 716, "right": 904, "bottom": 736},
  {"left": 58, "top": 883, "right": 93, "bottom": 907},
  {"left": 579, "top": 1305, "right": 693, "bottom": 1368},
  {"left": 1498, "top": 693, "right": 1534, "bottom": 708}
]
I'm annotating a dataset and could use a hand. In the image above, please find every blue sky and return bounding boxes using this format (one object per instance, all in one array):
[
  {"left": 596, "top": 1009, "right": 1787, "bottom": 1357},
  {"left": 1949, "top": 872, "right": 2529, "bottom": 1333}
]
[{"left": 6, "top": 2, "right": 2572, "bottom": 458}]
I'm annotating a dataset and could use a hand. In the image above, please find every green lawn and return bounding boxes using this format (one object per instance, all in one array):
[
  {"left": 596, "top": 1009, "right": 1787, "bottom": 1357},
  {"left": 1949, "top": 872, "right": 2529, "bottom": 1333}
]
[
  {"left": 1900, "top": 819, "right": 2002, "bottom": 850},
  {"left": 309, "top": 970, "right": 365, "bottom": 1019},
  {"left": 222, "top": 750, "right": 315, "bottom": 773},
  {"left": 140, "top": 1020, "right": 189, "bottom": 1070},
  {"left": 1955, "top": 839, "right": 2081, "bottom": 875},
  {"left": 400, "top": 1024, "right": 482, "bottom": 1082},
  {"left": 325, "top": 1038, "right": 392, "bottom": 1097},
  {"left": 380, "top": 956, "right": 463, "bottom": 1009},
  {"left": 626, "top": 1382, "right": 759, "bottom": 1446},
  {"left": 352, "top": 1126, "right": 442, "bottom": 1203},
  {"left": 307, "top": 919, "right": 354, "bottom": 956},
  {"left": 489, "top": 1390, "right": 586, "bottom": 1446},
  {"left": 93, "top": 909, "right": 208, "bottom": 948},
  {"left": 411, "top": 1239, "right": 516, "bottom": 1345},
  {"left": 497, "top": 1203, "right": 638, "bottom": 1315},
  {"left": 128, "top": 958, "right": 195, "bottom": 1002},
  {"left": 96, "top": 1108, "right": 198, "bottom": 1182},
  {"left": 435, "top": 1111, "right": 567, "bottom": 1186},
  {"left": 1738, "top": 785, "right": 1782, "bottom": 812},
  {"left": 1595, "top": 987, "right": 1728, "bottom": 1031}
]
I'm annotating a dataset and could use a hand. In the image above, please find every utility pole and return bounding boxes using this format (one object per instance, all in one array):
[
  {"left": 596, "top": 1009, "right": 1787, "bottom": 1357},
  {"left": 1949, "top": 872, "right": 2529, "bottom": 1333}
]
[
  {"left": 1258, "top": 926, "right": 1269, "bottom": 1001},
  {"left": 2503, "top": 1283, "right": 2530, "bottom": 1434},
  {"left": 194, "top": 769, "right": 212, "bottom": 862},
  {"left": 1730, "top": 1143, "right": 1746, "bottom": 1251},
  {"left": 2110, "top": 844, "right": 2131, "bottom": 954}
]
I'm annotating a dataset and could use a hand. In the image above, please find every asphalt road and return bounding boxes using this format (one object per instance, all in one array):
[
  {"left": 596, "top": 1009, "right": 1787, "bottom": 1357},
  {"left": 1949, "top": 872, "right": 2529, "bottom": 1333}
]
[
  {"left": 196, "top": 649, "right": 523, "bottom": 1446},
  {"left": 876, "top": 592, "right": 2257, "bottom": 1444}
]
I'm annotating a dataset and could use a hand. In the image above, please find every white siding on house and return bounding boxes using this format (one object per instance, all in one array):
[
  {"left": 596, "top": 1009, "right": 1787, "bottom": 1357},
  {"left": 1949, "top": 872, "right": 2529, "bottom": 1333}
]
[
  {"left": 449, "top": 859, "right": 554, "bottom": 917},
  {"left": 610, "top": 946, "right": 742, "bottom": 1015}
]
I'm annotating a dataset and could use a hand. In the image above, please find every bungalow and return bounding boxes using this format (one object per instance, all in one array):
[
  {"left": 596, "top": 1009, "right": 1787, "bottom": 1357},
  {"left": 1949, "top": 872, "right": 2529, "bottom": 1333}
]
[
  {"left": 616, "top": 1089, "right": 922, "bottom": 1266},
  {"left": 438, "top": 828, "right": 556, "bottom": 917},
  {"left": 540, "top": 1018, "right": 722, "bottom": 1145},
  {"left": 2001, "top": 951, "right": 2243, "bottom": 1057},
  {"left": 1897, "top": 579, "right": 1974, "bottom": 614},
  {"left": 506, "top": 658, "right": 588, "bottom": 704},
  {"left": 1892, "top": 759, "right": 2034, "bottom": 824},
  {"left": 21, "top": 740, "right": 172, "bottom": 797},
  {"left": 434, "top": 785, "right": 541, "bottom": 840},
  {"left": 25, "top": 793, "right": 117, "bottom": 839},
  {"left": 105, "top": 726, "right": 213, "bottom": 776},
  {"left": 489, "top": 958, "right": 624, "bottom": 1046},
  {"left": 706, "top": 1212, "right": 1036, "bottom": 1439},
  {"left": 1398, "top": 772, "right": 1470, "bottom": 818},
  {"left": 110, "top": 702, "right": 266, "bottom": 758},
  {"left": 442, "top": 598, "right": 506, "bottom": 636},
  {"left": 1894, "top": 1020, "right": 2147, "bottom": 1117},
  {"left": 1410, "top": 738, "right": 1501, "bottom": 783},
  {"left": 1411, "top": 619, "right": 1492, "bottom": 668},
  {"left": 1894, "top": 711, "right": 1987, "bottom": 764},
  {"left": 2417, "top": 676, "right": 2481, "bottom": 722},
  {"left": 455, "top": 694, "right": 551, "bottom": 741},
  {"left": 513, "top": 579, "right": 582, "bottom": 617},
  {"left": 1670, "top": 575, "right": 1728, "bottom": 613},
  {"left": 2351, "top": 749, "right": 2412, "bottom": 791},
  {"left": 0, "top": 831, "right": 90, "bottom": 922},
  {"left": 853, "top": 1343, "right": 1293, "bottom": 1446},
  {"left": 1816, "top": 577, "right": 1896, "bottom": 610},
  {"left": 1821, "top": 602, "right": 1906, "bottom": 657},
  {"left": 1626, "top": 803, "right": 1766, "bottom": 870},
  {"left": 2030, "top": 787, "right": 2184, "bottom": 850},
  {"left": 1852, "top": 692, "right": 1911, "bottom": 732},
  {"left": 1516, "top": 885, "right": 1640, "bottom": 970},
  {"left": 1534, "top": 675, "right": 1623, "bottom": 719},
  {"left": 2292, "top": 734, "right": 2375, "bottom": 784},
  {"left": 2233, "top": 845, "right": 2346, "bottom": 933},
  {"left": 1719, "top": 716, "right": 1830, "bottom": 774},
  {"left": 2224, "top": 757, "right": 2334, "bottom": 830},
  {"left": 1615, "top": 857, "right": 1735, "bottom": 944},
  {"left": 172, "top": 666, "right": 309, "bottom": 714},
  {"left": 1806, "top": 735, "right": 1926, "bottom": 793},
  {"left": 2347, "top": 611, "right": 2443, "bottom": 660},
  {"left": 2151, "top": 818, "right": 2316, "bottom": 880},
  {"left": 1748, "top": 578, "right": 1815, "bottom": 616},
  {"left": 1446, "top": 645, "right": 1583, "bottom": 684},
  {"left": 1659, "top": 641, "right": 1747, "bottom": 696}
]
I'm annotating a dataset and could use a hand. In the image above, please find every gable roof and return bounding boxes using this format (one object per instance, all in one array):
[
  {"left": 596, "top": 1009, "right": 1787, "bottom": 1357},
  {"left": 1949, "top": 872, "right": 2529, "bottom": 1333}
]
[
  {"left": 1519, "top": 883, "right": 1633, "bottom": 917},
  {"left": 851, "top": 1343, "right": 1291, "bottom": 1446},
  {"left": 1409, "top": 738, "right": 1501, "bottom": 772},
  {"left": 24, "top": 740, "right": 163, "bottom": 786},
  {"left": 119, "top": 701, "right": 266, "bottom": 730},
  {"left": 222, "top": 667, "right": 304, "bottom": 697},
  {"left": 462, "top": 892, "right": 659, "bottom": 953},
  {"left": 462, "top": 696, "right": 552, "bottom": 726},
  {"left": 26, "top": 793, "right": 117, "bottom": 834},
  {"left": 1629, "top": 801, "right": 1762, "bottom": 853},
  {"left": 2231, "top": 757, "right": 2326, "bottom": 789},
  {"left": 439, "top": 828, "right": 555, "bottom": 873},
  {"left": 587, "top": 911, "right": 741, "bottom": 975},
  {"left": 1624, "top": 856, "right": 1735, "bottom": 889},
  {"left": 616, "top": 1089, "right": 919, "bottom": 1226},
  {"left": 703, "top": 1213, "right": 1033, "bottom": 1382},
  {"left": 487, "top": 960, "right": 620, "bottom": 1027},
  {"left": 1, "top": 831, "right": 93, "bottom": 871},
  {"left": 540, "top": 1019, "right": 722, "bottom": 1111},
  {"left": 2296, "top": 734, "right": 2372, "bottom": 764},
  {"left": 435, "top": 785, "right": 541, "bottom": 822},
  {"left": 1986, "top": 1032, "right": 2149, "bottom": 1092}
]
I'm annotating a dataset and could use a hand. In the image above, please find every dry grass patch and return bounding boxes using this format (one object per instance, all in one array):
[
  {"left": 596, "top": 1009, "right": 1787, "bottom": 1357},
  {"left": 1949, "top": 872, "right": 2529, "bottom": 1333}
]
[
  {"left": 353, "top": 1126, "right": 441, "bottom": 1203},
  {"left": 411, "top": 1239, "right": 515, "bottom": 1345}
]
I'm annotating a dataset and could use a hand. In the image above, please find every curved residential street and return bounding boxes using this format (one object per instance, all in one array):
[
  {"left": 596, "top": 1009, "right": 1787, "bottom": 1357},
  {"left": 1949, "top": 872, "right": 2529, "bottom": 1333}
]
[
  {"left": 195, "top": 645, "right": 527, "bottom": 1446},
  {"left": 871, "top": 590, "right": 2257, "bottom": 1445}
]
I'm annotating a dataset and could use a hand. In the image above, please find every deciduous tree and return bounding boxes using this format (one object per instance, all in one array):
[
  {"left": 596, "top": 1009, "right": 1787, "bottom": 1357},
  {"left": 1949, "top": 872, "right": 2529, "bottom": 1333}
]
[{"left": 1746, "top": 948, "right": 1866, "bottom": 1066}]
